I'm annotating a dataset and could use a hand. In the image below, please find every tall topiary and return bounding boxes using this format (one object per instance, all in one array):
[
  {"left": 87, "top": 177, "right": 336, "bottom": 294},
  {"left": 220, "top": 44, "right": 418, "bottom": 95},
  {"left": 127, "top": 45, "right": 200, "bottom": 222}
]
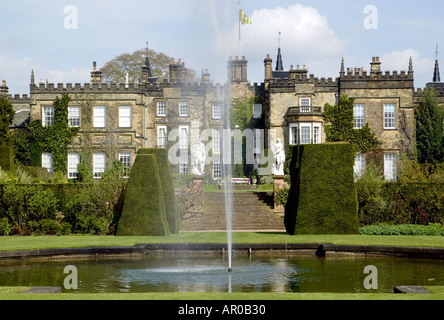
[
  {"left": 0, "top": 96, "right": 14, "bottom": 146},
  {"left": 284, "top": 143, "right": 359, "bottom": 235},
  {"left": 116, "top": 154, "right": 170, "bottom": 236},
  {"left": 137, "top": 148, "right": 178, "bottom": 233},
  {"left": 0, "top": 146, "right": 14, "bottom": 171}
]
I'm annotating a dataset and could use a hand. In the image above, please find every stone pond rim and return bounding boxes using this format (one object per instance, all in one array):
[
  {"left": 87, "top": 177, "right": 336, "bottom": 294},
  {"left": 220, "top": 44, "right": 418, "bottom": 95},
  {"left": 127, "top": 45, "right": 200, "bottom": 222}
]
[{"left": 0, "top": 243, "right": 443, "bottom": 260}]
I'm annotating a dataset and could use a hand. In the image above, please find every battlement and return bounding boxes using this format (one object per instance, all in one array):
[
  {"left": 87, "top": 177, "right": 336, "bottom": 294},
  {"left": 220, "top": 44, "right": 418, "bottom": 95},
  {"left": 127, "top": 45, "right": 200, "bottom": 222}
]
[
  {"left": 268, "top": 74, "right": 338, "bottom": 87},
  {"left": 28, "top": 77, "right": 263, "bottom": 95},
  {"left": 341, "top": 69, "right": 412, "bottom": 80},
  {"left": 415, "top": 86, "right": 444, "bottom": 97},
  {"left": 5, "top": 93, "right": 31, "bottom": 103}
]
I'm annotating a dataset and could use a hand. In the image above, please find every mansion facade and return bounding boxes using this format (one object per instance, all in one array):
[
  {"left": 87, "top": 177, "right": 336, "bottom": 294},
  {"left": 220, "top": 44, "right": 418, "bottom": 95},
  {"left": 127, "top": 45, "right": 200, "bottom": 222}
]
[{"left": 2, "top": 48, "right": 430, "bottom": 181}]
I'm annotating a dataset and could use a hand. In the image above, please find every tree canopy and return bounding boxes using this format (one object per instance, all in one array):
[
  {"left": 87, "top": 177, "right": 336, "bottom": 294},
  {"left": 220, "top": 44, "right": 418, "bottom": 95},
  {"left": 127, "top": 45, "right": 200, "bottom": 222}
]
[
  {"left": 415, "top": 87, "right": 444, "bottom": 164},
  {"left": 100, "top": 48, "right": 197, "bottom": 84}
]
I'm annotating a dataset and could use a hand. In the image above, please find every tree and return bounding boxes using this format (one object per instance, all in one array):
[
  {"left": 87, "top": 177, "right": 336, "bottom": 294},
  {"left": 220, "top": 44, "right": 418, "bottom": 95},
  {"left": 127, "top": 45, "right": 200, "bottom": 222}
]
[
  {"left": 415, "top": 88, "right": 444, "bottom": 164},
  {"left": 0, "top": 96, "right": 15, "bottom": 146},
  {"left": 324, "top": 95, "right": 381, "bottom": 154},
  {"left": 100, "top": 48, "right": 197, "bottom": 83}
]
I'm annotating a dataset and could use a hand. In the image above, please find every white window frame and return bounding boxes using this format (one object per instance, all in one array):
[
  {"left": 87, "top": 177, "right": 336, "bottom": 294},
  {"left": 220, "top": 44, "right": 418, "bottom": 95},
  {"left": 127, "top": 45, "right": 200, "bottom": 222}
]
[
  {"left": 179, "top": 101, "right": 189, "bottom": 117},
  {"left": 93, "top": 153, "right": 106, "bottom": 179},
  {"left": 42, "top": 152, "right": 53, "bottom": 173},
  {"left": 157, "top": 101, "right": 166, "bottom": 117},
  {"left": 68, "top": 106, "right": 80, "bottom": 128},
  {"left": 119, "top": 105, "right": 131, "bottom": 128},
  {"left": 119, "top": 152, "right": 131, "bottom": 178},
  {"left": 42, "top": 106, "right": 54, "bottom": 127},
  {"left": 212, "top": 103, "right": 222, "bottom": 119},
  {"left": 67, "top": 152, "right": 80, "bottom": 179},
  {"left": 353, "top": 104, "right": 365, "bottom": 129},
  {"left": 157, "top": 126, "right": 167, "bottom": 149},
  {"left": 384, "top": 103, "right": 396, "bottom": 129},
  {"left": 300, "top": 98, "right": 311, "bottom": 112},
  {"left": 384, "top": 153, "right": 398, "bottom": 181},
  {"left": 179, "top": 126, "right": 189, "bottom": 150},
  {"left": 289, "top": 123, "right": 299, "bottom": 145},
  {"left": 313, "top": 123, "right": 321, "bottom": 144},
  {"left": 93, "top": 106, "right": 106, "bottom": 128},
  {"left": 354, "top": 153, "right": 366, "bottom": 179},
  {"left": 300, "top": 124, "right": 312, "bottom": 144}
]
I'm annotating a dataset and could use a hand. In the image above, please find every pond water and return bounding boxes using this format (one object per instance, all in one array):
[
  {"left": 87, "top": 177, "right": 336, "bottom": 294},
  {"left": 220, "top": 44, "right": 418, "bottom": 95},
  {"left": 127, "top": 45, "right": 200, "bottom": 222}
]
[{"left": 0, "top": 254, "right": 442, "bottom": 293}]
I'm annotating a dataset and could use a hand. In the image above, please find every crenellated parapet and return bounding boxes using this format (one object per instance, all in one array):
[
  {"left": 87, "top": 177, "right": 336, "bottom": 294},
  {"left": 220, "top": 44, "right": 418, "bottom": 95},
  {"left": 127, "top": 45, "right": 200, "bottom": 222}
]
[{"left": 4, "top": 93, "right": 31, "bottom": 103}]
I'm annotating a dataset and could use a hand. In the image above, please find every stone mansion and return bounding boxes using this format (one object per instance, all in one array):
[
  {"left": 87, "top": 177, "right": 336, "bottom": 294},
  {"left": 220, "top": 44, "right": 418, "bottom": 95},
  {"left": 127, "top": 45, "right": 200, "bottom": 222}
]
[{"left": 2, "top": 47, "right": 438, "bottom": 181}]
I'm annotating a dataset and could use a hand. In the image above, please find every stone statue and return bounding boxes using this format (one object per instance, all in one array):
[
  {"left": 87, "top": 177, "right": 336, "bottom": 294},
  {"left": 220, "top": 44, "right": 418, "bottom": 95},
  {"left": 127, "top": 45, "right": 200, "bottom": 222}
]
[
  {"left": 191, "top": 138, "right": 206, "bottom": 176},
  {"left": 271, "top": 138, "right": 285, "bottom": 175}
]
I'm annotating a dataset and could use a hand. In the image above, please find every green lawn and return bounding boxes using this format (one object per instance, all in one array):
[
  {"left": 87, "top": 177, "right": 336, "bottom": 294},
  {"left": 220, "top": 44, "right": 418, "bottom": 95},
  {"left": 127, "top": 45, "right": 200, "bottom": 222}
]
[
  {"left": 1, "top": 286, "right": 443, "bottom": 300},
  {"left": 0, "top": 232, "right": 443, "bottom": 252}
]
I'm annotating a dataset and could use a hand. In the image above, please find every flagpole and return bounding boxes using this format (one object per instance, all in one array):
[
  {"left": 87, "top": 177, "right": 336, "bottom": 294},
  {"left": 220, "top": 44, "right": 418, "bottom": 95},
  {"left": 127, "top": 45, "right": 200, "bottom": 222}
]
[{"left": 238, "top": 1, "right": 241, "bottom": 57}]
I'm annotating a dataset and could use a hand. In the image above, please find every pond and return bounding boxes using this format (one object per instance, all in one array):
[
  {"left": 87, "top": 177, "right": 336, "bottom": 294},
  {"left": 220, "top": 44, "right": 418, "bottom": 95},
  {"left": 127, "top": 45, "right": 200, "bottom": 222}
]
[{"left": 0, "top": 253, "right": 442, "bottom": 293}]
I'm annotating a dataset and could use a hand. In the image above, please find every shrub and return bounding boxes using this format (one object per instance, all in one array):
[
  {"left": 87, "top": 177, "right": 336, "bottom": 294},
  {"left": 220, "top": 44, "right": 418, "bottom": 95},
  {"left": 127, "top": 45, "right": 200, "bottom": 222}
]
[
  {"left": 10, "top": 225, "right": 22, "bottom": 235},
  {"left": 39, "top": 219, "right": 61, "bottom": 235},
  {"left": 275, "top": 188, "right": 289, "bottom": 206},
  {"left": 60, "top": 222, "right": 72, "bottom": 235},
  {"left": 0, "top": 217, "right": 10, "bottom": 235},
  {"left": 28, "top": 189, "right": 58, "bottom": 221},
  {"left": 285, "top": 143, "right": 359, "bottom": 234}
]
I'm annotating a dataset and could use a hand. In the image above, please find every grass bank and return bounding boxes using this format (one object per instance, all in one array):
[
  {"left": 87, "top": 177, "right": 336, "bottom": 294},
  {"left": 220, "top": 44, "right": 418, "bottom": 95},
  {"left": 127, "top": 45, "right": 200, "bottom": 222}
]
[
  {"left": 0, "top": 232, "right": 443, "bottom": 252},
  {"left": 1, "top": 286, "right": 443, "bottom": 300}
]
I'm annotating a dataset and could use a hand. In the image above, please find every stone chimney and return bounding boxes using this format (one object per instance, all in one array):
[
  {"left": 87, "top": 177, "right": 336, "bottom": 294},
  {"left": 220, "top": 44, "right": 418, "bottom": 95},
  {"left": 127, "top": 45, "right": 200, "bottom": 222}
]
[
  {"left": 0, "top": 80, "right": 8, "bottom": 95},
  {"left": 264, "top": 54, "right": 273, "bottom": 81},
  {"left": 201, "top": 69, "right": 211, "bottom": 84},
  {"left": 228, "top": 56, "right": 248, "bottom": 82},
  {"left": 90, "top": 61, "right": 102, "bottom": 84},
  {"left": 370, "top": 56, "right": 381, "bottom": 76},
  {"left": 169, "top": 58, "right": 187, "bottom": 82}
]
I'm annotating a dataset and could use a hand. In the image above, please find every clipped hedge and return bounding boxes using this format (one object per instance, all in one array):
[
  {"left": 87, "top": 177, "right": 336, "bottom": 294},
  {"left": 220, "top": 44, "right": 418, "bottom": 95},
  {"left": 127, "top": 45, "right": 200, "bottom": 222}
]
[
  {"left": 116, "top": 154, "right": 170, "bottom": 236},
  {"left": 284, "top": 143, "right": 359, "bottom": 234},
  {"left": 137, "top": 148, "right": 178, "bottom": 233},
  {"left": 359, "top": 223, "right": 444, "bottom": 236},
  {"left": 0, "top": 146, "right": 14, "bottom": 172}
]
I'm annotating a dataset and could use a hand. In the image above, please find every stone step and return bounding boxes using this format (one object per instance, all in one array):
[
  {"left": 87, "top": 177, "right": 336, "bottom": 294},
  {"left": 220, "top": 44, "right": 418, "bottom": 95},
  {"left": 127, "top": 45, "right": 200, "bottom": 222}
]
[{"left": 180, "top": 191, "right": 285, "bottom": 232}]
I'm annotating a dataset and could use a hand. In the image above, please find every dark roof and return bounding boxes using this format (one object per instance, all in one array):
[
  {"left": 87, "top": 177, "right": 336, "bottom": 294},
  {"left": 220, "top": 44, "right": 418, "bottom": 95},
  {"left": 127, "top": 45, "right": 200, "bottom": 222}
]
[
  {"left": 10, "top": 109, "right": 30, "bottom": 128},
  {"left": 272, "top": 70, "right": 289, "bottom": 80}
]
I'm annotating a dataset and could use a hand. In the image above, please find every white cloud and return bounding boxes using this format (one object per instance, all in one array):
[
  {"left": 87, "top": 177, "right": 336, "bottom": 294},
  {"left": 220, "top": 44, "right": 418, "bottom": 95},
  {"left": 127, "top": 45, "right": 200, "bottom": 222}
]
[
  {"left": 381, "top": 49, "right": 433, "bottom": 88},
  {"left": 236, "top": 4, "right": 349, "bottom": 61},
  {"left": 0, "top": 51, "right": 91, "bottom": 94}
]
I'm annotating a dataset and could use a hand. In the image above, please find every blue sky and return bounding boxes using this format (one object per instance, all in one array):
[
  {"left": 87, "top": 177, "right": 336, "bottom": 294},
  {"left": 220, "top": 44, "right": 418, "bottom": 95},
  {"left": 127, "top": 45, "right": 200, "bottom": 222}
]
[{"left": 1, "top": 0, "right": 443, "bottom": 94}]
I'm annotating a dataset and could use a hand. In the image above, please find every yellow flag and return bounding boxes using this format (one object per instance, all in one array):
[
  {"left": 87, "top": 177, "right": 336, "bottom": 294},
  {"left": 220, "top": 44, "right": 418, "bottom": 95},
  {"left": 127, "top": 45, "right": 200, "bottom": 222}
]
[{"left": 239, "top": 8, "right": 252, "bottom": 24}]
